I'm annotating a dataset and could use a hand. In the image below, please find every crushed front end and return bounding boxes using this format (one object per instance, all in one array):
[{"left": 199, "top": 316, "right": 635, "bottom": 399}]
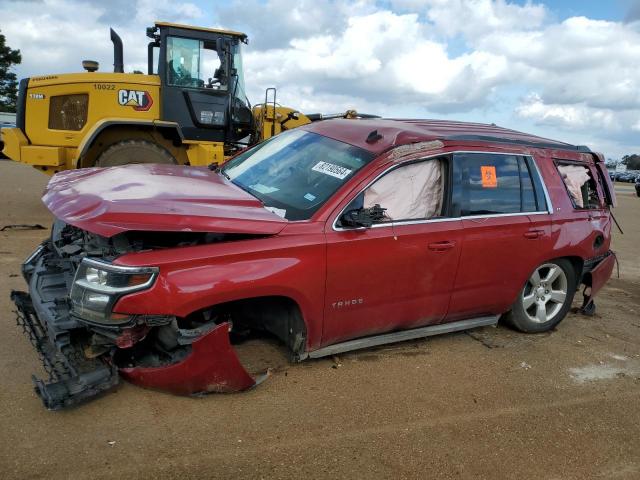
[
  {"left": 11, "top": 222, "right": 256, "bottom": 410},
  {"left": 12, "top": 238, "right": 120, "bottom": 410}
]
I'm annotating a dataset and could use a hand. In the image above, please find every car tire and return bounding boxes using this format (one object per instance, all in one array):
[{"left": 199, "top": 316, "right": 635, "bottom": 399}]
[
  {"left": 505, "top": 259, "right": 577, "bottom": 333},
  {"left": 96, "top": 139, "right": 176, "bottom": 167}
]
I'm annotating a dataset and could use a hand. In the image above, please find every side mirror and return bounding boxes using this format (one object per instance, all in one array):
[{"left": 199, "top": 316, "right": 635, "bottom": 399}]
[{"left": 340, "top": 204, "right": 387, "bottom": 228}]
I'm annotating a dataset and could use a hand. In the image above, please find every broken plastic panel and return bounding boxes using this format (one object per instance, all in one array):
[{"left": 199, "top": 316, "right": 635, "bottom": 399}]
[{"left": 120, "top": 322, "right": 257, "bottom": 395}]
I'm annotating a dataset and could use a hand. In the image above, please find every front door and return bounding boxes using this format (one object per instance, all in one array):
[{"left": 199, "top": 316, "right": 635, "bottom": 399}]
[{"left": 322, "top": 157, "right": 462, "bottom": 346}]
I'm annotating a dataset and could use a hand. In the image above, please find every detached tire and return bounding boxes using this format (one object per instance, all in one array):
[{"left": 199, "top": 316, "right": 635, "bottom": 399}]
[
  {"left": 96, "top": 139, "right": 176, "bottom": 167},
  {"left": 505, "top": 259, "right": 577, "bottom": 333}
]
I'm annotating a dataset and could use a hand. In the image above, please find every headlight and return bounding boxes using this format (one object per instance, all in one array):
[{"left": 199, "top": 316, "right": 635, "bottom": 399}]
[{"left": 70, "top": 258, "right": 158, "bottom": 325}]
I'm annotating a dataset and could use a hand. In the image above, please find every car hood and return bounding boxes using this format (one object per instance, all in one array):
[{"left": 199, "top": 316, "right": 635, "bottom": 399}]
[{"left": 42, "top": 164, "right": 287, "bottom": 238}]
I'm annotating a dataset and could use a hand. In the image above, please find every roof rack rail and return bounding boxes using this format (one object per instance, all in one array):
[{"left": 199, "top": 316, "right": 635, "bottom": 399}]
[{"left": 446, "top": 134, "right": 588, "bottom": 152}]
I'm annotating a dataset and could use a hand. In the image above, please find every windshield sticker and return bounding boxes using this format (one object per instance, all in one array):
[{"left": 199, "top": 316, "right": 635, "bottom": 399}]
[
  {"left": 265, "top": 206, "right": 287, "bottom": 218},
  {"left": 251, "top": 183, "right": 279, "bottom": 194},
  {"left": 481, "top": 166, "right": 498, "bottom": 188},
  {"left": 304, "top": 193, "right": 316, "bottom": 202},
  {"left": 312, "top": 161, "right": 352, "bottom": 180}
]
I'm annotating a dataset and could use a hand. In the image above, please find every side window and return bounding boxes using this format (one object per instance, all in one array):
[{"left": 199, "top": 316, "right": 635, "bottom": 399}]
[
  {"left": 166, "top": 36, "right": 226, "bottom": 89},
  {"left": 556, "top": 162, "right": 602, "bottom": 209},
  {"left": 452, "top": 153, "right": 544, "bottom": 216},
  {"left": 361, "top": 158, "right": 445, "bottom": 223}
]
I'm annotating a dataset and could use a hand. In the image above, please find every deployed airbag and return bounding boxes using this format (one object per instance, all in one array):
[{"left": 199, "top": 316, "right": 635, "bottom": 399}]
[
  {"left": 364, "top": 160, "right": 442, "bottom": 220},
  {"left": 557, "top": 165, "right": 590, "bottom": 208}
]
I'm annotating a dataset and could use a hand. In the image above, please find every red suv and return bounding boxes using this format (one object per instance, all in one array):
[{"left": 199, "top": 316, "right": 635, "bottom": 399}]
[{"left": 11, "top": 119, "right": 617, "bottom": 409}]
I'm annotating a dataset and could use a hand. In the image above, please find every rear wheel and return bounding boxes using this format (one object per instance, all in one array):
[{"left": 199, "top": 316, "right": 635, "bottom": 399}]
[
  {"left": 96, "top": 139, "right": 176, "bottom": 167},
  {"left": 506, "top": 259, "right": 577, "bottom": 333}
]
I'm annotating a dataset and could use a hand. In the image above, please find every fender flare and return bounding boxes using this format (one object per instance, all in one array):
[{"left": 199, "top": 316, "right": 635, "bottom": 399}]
[{"left": 75, "top": 118, "right": 184, "bottom": 167}]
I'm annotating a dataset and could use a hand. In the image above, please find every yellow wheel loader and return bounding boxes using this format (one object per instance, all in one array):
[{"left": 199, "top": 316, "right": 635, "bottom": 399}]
[{"left": 1, "top": 22, "right": 373, "bottom": 174}]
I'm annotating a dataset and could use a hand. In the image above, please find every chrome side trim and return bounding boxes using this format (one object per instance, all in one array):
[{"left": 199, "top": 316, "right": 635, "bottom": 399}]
[
  {"left": 304, "top": 315, "right": 499, "bottom": 359},
  {"left": 331, "top": 150, "right": 553, "bottom": 232}
]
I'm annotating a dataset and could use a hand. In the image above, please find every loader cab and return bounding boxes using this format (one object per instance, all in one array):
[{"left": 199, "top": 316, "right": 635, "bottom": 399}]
[{"left": 148, "top": 22, "right": 253, "bottom": 145}]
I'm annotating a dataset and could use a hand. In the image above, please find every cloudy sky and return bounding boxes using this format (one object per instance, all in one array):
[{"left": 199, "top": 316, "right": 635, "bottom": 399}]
[{"left": 1, "top": 0, "right": 640, "bottom": 158}]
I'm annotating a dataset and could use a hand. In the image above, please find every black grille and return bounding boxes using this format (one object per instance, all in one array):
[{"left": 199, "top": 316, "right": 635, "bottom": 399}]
[{"left": 48, "top": 94, "right": 88, "bottom": 131}]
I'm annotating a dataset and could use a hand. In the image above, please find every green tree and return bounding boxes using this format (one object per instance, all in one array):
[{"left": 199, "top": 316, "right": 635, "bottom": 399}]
[
  {"left": 621, "top": 154, "right": 640, "bottom": 170},
  {"left": 0, "top": 30, "right": 22, "bottom": 113}
]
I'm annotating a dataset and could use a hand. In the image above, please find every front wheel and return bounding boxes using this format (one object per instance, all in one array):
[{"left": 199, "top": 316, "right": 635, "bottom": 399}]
[
  {"left": 96, "top": 139, "right": 176, "bottom": 167},
  {"left": 505, "top": 259, "right": 577, "bottom": 333}
]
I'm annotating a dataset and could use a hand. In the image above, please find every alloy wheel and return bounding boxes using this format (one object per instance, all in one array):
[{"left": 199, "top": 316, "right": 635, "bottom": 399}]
[{"left": 521, "top": 263, "right": 568, "bottom": 324}]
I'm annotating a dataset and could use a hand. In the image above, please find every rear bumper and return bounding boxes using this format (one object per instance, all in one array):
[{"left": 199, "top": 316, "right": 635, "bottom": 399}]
[{"left": 580, "top": 250, "right": 616, "bottom": 307}]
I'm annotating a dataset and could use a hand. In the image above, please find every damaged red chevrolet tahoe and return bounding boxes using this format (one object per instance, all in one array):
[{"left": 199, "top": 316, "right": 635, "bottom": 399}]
[{"left": 11, "top": 119, "right": 617, "bottom": 409}]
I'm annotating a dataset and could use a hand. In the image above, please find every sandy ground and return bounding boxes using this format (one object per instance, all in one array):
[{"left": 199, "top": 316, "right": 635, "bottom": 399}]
[{"left": 0, "top": 160, "right": 639, "bottom": 479}]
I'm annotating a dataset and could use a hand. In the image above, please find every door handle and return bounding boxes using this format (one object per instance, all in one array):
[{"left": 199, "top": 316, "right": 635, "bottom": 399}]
[
  {"left": 523, "top": 229, "right": 544, "bottom": 239},
  {"left": 428, "top": 240, "right": 456, "bottom": 251}
]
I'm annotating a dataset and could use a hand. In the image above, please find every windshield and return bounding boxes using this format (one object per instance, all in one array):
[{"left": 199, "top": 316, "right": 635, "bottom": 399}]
[{"left": 221, "top": 130, "right": 375, "bottom": 220}]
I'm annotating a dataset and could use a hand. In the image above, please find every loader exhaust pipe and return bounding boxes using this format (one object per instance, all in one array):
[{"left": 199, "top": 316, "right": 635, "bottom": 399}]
[{"left": 110, "top": 28, "right": 124, "bottom": 73}]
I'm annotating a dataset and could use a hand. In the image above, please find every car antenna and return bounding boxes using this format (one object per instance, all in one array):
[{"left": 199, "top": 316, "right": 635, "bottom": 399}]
[{"left": 366, "top": 130, "right": 383, "bottom": 143}]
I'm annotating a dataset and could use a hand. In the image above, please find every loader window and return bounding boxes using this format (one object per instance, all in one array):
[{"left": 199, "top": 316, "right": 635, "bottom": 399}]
[{"left": 166, "top": 36, "right": 226, "bottom": 90}]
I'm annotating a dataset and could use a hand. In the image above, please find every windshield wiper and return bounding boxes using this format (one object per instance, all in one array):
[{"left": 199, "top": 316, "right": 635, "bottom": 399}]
[{"left": 215, "top": 167, "right": 230, "bottom": 180}]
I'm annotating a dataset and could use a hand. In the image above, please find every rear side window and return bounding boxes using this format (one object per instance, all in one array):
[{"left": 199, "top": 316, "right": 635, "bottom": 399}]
[
  {"left": 452, "top": 153, "right": 546, "bottom": 216},
  {"left": 556, "top": 161, "right": 602, "bottom": 209}
]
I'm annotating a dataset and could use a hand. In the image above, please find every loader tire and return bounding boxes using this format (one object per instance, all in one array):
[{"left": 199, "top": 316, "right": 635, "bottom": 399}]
[{"left": 96, "top": 139, "right": 176, "bottom": 167}]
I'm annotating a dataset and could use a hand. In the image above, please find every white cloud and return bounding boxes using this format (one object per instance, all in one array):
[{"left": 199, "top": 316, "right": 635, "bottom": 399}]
[
  {"left": 516, "top": 93, "right": 619, "bottom": 131},
  {"left": 2, "top": 0, "right": 640, "bottom": 156},
  {"left": 234, "top": 0, "right": 640, "bottom": 156},
  {"left": 421, "top": 0, "right": 547, "bottom": 38},
  {"left": 241, "top": 9, "right": 512, "bottom": 113},
  {"left": 0, "top": 0, "right": 205, "bottom": 76}
]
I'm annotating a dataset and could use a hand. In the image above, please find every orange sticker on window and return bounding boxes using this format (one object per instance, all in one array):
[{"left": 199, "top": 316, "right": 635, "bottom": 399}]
[{"left": 481, "top": 166, "right": 498, "bottom": 188}]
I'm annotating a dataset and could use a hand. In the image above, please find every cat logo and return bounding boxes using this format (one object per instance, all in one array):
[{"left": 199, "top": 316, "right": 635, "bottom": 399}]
[{"left": 117, "top": 89, "right": 153, "bottom": 111}]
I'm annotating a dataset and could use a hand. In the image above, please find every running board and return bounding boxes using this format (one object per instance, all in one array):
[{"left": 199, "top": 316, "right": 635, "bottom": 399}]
[{"left": 306, "top": 315, "right": 499, "bottom": 359}]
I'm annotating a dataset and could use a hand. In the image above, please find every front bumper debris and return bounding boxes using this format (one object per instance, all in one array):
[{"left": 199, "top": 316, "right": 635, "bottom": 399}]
[
  {"left": 120, "top": 322, "right": 257, "bottom": 395},
  {"left": 12, "top": 239, "right": 258, "bottom": 410},
  {"left": 11, "top": 291, "right": 119, "bottom": 410}
]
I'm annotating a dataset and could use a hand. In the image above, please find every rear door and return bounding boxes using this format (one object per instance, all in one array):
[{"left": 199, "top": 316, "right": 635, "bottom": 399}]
[{"left": 446, "top": 153, "right": 553, "bottom": 320}]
